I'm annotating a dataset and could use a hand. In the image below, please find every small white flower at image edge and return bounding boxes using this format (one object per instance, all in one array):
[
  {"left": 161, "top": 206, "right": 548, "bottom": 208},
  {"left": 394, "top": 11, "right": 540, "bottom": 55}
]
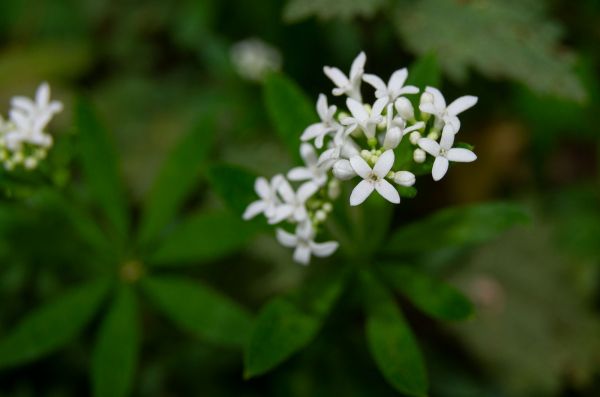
[
  {"left": 349, "top": 149, "right": 400, "bottom": 206},
  {"left": 276, "top": 221, "right": 339, "bottom": 265},
  {"left": 243, "top": 175, "right": 284, "bottom": 220},
  {"left": 418, "top": 127, "right": 477, "bottom": 181},
  {"left": 323, "top": 51, "right": 366, "bottom": 101}
]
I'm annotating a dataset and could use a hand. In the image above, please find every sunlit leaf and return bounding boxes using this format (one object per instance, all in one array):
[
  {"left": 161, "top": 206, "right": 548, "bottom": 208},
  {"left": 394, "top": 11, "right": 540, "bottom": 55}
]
[
  {"left": 0, "top": 279, "right": 110, "bottom": 369},
  {"left": 142, "top": 276, "right": 252, "bottom": 347},
  {"left": 92, "top": 285, "right": 139, "bottom": 397}
]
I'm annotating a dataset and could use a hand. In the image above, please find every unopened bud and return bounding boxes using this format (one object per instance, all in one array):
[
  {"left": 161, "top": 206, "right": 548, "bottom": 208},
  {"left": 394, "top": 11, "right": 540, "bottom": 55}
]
[
  {"left": 383, "top": 127, "right": 401, "bottom": 150},
  {"left": 409, "top": 131, "right": 421, "bottom": 145},
  {"left": 24, "top": 157, "right": 38, "bottom": 170},
  {"left": 332, "top": 159, "right": 355, "bottom": 180},
  {"left": 315, "top": 210, "right": 327, "bottom": 222},
  {"left": 427, "top": 131, "right": 439, "bottom": 140},
  {"left": 413, "top": 148, "right": 426, "bottom": 163},
  {"left": 394, "top": 171, "right": 416, "bottom": 187},
  {"left": 395, "top": 97, "right": 414, "bottom": 121}
]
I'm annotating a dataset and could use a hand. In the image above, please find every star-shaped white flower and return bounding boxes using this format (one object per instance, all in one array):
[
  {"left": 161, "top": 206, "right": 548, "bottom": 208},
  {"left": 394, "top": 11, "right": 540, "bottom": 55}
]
[
  {"left": 341, "top": 97, "right": 385, "bottom": 140},
  {"left": 276, "top": 221, "right": 338, "bottom": 265},
  {"left": 300, "top": 94, "right": 339, "bottom": 148},
  {"left": 349, "top": 149, "right": 400, "bottom": 206},
  {"left": 382, "top": 104, "right": 425, "bottom": 150},
  {"left": 363, "top": 68, "right": 419, "bottom": 109},
  {"left": 243, "top": 175, "right": 285, "bottom": 220},
  {"left": 323, "top": 52, "right": 366, "bottom": 101},
  {"left": 288, "top": 143, "right": 329, "bottom": 187},
  {"left": 419, "top": 86, "right": 477, "bottom": 132},
  {"left": 317, "top": 127, "right": 359, "bottom": 169},
  {"left": 418, "top": 127, "right": 477, "bottom": 181},
  {"left": 269, "top": 179, "right": 319, "bottom": 224}
]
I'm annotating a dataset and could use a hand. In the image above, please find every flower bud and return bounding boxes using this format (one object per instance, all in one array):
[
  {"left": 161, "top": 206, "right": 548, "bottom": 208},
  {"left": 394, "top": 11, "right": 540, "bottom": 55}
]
[
  {"left": 393, "top": 171, "right": 416, "bottom": 187},
  {"left": 328, "top": 179, "right": 341, "bottom": 199},
  {"left": 409, "top": 131, "right": 421, "bottom": 145},
  {"left": 413, "top": 148, "right": 426, "bottom": 163},
  {"left": 395, "top": 97, "right": 414, "bottom": 121},
  {"left": 427, "top": 131, "right": 439, "bottom": 140},
  {"left": 315, "top": 210, "right": 327, "bottom": 222},
  {"left": 24, "top": 157, "right": 38, "bottom": 170},
  {"left": 332, "top": 159, "right": 355, "bottom": 180},
  {"left": 420, "top": 92, "right": 434, "bottom": 108},
  {"left": 383, "top": 127, "right": 402, "bottom": 150},
  {"left": 322, "top": 202, "right": 333, "bottom": 212}
]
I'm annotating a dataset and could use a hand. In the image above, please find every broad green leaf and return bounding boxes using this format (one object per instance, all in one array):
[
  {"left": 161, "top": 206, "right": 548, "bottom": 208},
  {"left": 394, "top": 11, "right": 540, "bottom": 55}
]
[
  {"left": 386, "top": 202, "right": 530, "bottom": 255},
  {"left": 146, "top": 210, "right": 259, "bottom": 266},
  {"left": 138, "top": 113, "right": 216, "bottom": 247},
  {"left": 141, "top": 276, "right": 252, "bottom": 347},
  {"left": 361, "top": 271, "right": 428, "bottom": 397},
  {"left": 76, "top": 99, "right": 129, "bottom": 243},
  {"left": 92, "top": 285, "right": 139, "bottom": 397},
  {"left": 207, "top": 164, "right": 257, "bottom": 216},
  {"left": 245, "top": 267, "right": 346, "bottom": 377},
  {"left": 283, "top": 0, "right": 385, "bottom": 22},
  {"left": 405, "top": 53, "right": 441, "bottom": 90},
  {"left": 263, "top": 73, "right": 316, "bottom": 159},
  {"left": 0, "top": 279, "right": 110, "bottom": 369},
  {"left": 380, "top": 265, "right": 474, "bottom": 321},
  {"left": 395, "top": 0, "right": 586, "bottom": 101}
]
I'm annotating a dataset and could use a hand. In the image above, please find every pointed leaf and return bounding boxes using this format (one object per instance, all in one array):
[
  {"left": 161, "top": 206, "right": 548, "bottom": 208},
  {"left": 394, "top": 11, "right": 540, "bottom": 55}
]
[
  {"left": 75, "top": 99, "right": 129, "bottom": 242},
  {"left": 386, "top": 202, "right": 530, "bottom": 255},
  {"left": 0, "top": 279, "right": 110, "bottom": 369},
  {"left": 244, "top": 267, "right": 346, "bottom": 377},
  {"left": 92, "top": 285, "right": 139, "bottom": 397},
  {"left": 207, "top": 164, "right": 258, "bottom": 217},
  {"left": 361, "top": 271, "right": 428, "bottom": 397},
  {"left": 138, "top": 113, "right": 216, "bottom": 247},
  {"left": 263, "top": 73, "right": 316, "bottom": 159},
  {"left": 141, "top": 276, "right": 252, "bottom": 347},
  {"left": 146, "top": 210, "right": 259, "bottom": 267},
  {"left": 380, "top": 265, "right": 474, "bottom": 321}
]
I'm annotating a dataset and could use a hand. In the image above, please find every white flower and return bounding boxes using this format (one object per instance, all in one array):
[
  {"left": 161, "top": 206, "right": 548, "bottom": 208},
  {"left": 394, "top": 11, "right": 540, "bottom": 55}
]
[
  {"left": 276, "top": 221, "right": 338, "bottom": 265},
  {"left": 348, "top": 150, "right": 400, "bottom": 206},
  {"left": 230, "top": 38, "right": 282, "bottom": 82},
  {"left": 363, "top": 68, "right": 419, "bottom": 108},
  {"left": 243, "top": 175, "right": 285, "bottom": 220},
  {"left": 323, "top": 52, "right": 366, "bottom": 101},
  {"left": 382, "top": 104, "right": 425, "bottom": 150},
  {"left": 288, "top": 143, "right": 329, "bottom": 187},
  {"left": 418, "top": 86, "right": 477, "bottom": 132},
  {"left": 418, "top": 127, "right": 477, "bottom": 181},
  {"left": 269, "top": 179, "right": 319, "bottom": 224},
  {"left": 332, "top": 159, "right": 355, "bottom": 180},
  {"left": 300, "top": 94, "right": 339, "bottom": 148},
  {"left": 341, "top": 98, "right": 385, "bottom": 140},
  {"left": 317, "top": 128, "right": 359, "bottom": 169}
]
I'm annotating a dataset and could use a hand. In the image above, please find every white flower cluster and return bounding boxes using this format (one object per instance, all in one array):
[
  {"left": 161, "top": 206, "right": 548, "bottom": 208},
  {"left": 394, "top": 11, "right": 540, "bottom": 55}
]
[
  {"left": 244, "top": 52, "right": 478, "bottom": 265},
  {"left": 0, "top": 83, "right": 62, "bottom": 171},
  {"left": 230, "top": 38, "right": 282, "bottom": 82}
]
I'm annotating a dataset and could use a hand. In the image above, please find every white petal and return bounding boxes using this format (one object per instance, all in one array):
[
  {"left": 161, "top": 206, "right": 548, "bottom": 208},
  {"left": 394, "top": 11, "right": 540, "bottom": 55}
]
[
  {"left": 287, "top": 167, "right": 313, "bottom": 181},
  {"left": 299, "top": 143, "right": 318, "bottom": 166},
  {"left": 432, "top": 156, "right": 449, "bottom": 181},
  {"left": 310, "top": 241, "right": 339, "bottom": 257},
  {"left": 269, "top": 204, "right": 295, "bottom": 224},
  {"left": 297, "top": 182, "right": 319, "bottom": 202},
  {"left": 383, "top": 127, "right": 402, "bottom": 150},
  {"left": 36, "top": 82, "right": 50, "bottom": 106},
  {"left": 375, "top": 179, "right": 400, "bottom": 204},
  {"left": 346, "top": 98, "right": 369, "bottom": 122},
  {"left": 426, "top": 86, "right": 446, "bottom": 110},
  {"left": 243, "top": 201, "right": 267, "bottom": 220},
  {"left": 11, "top": 97, "right": 35, "bottom": 114},
  {"left": 403, "top": 122, "right": 424, "bottom": 135},
  {"left": 349, "top": 51, "right": 366, "bottom": 80},
  {"left": 362, "top": 74, "right": 387, "bottom": 93},
  {"left": 255, "top": 177, "right": 271, "bottom": 198},
  {"left": 277, "top": 179, "right": 295, "bottom": 203},
  {"left": 446, "top": 95, "right": 478, "bottom": 116},
  {"left": 447, "top": 148, "right": 477, "bottom": 162},
  {"left": 371, "top": 97, "right": 388, "bottom": 117},
  {"left": 388, "top": 68, "right": 408, "bottom": 92},
  {"left": 293, "top": 244, "right": 312, "bottom": 265},
  {"left": 324, "top": 66, "right": 349, "bottom": 88},
  {"left": 440, "top": 129, "right": 455, "bottom": 150},
  {"left": 316, "top": 94, "right": 328, "bottom": 120},
  {"left": 417, "top": 138, "right": 440, "bottom": 156},
  {"left": 293, "top": 205, "right": 308, "bottom": 222},
  {"left": 276, "top": 228, "right": 298, "bottom": 247},
  {"left": 419, "top": 103, "right": 437, "bottom": 115},
  {"left": 318, "top": 147, "right": 340, "bottom": 168},
  {"left": 349, "top": 155, "right": 372, "bottom": 179},
  {"left": 332, "top": 159, "right": 355, "bottom": 180},
  {"left": 350, "top": 180, "right": 374, "bottom": 206},
  {"left": 373, "top": 150, "right": 395, "bottom": 178},
  {"left": 445, "top": 116, "right": 461, "bottom": 132},
  {"left": 301, "top": 123, "right": 327, "bottom": 141},
  {"left": 398, "top": 85, "right": 420, "bottom": 95}
]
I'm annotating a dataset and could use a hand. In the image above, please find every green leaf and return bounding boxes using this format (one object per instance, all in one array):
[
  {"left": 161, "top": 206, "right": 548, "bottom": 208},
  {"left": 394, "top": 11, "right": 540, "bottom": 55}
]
[
  {"left": 395, "top": 0, "right": 586, "bottom": 101},
  {"left": 380, "top": 265, "right": 474, "bottom": 321},
  {"left": 406, "top": 53, "right": 442, "bottom": 89},
  {"left": 76, "top": 99, "right": 129, "bottom": 243},
  {"left": 146, "top": 210, "right": 259, "bottom": 266},
  {"left": 263, "top": 73, "right": 316, "bottom": 159},
  {"left": 244, "top": 267, "right": 346, "bottom": 377},
  {"left": 92, "top": 285, "right": 139, "bottom": 397},
  {"left": 283, "top": 0, "right": 385, "bottom": 22},
  {"left": 141, "top": 276, "right": 252, "bottom": 347},
  {"left": 137, "top": 113, "right": 216, "bottom": 247},
  {"left": 386, "top": 202, "right": 530, "bottom": 255},
  {"left": 0, "top": 279, "right": 110, "bottom": 369},
  {"left": 207, "top": 164, "right": 258, "bottom": 217},
  {"left": 361, "top": 270, "right": 428, "bottom": 397}
]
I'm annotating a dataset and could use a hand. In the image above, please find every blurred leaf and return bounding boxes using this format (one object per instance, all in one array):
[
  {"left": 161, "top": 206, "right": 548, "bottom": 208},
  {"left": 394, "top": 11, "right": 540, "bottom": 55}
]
[
  {"left": 380, "top": 265, "right": 474, "bottom": 321},
  {"left": 395, "top": 0, "right": 586, "bottom": 101},
  {"left": 0, "top": 279, "right": 109, "bottom": 369},
  {"left": 386, "top": 202, "right": 530, "bottom": 255},
  {"left": 207, "top": 164, "right": 258, "bottom": 216},
  {"left": 398, "top": 186, "right": 417, "bottom": 199},
  {"left": 263, "top": 73, "right": 316, "bottom": 160},
  {"left": 92, "top": 285, "right": 139, "bottom": 397},
  {"left": 245, "top": 267, "right": 346, "bottom": 377},
  {"left": 406, "top": 53, "right": 442, "bottom": 89},
  {"left": 361, "top": 270, "right": 428, "bottom": 397},
  {"left": 283, "top": 0, "right": 385, "bottom": 22},
  {"left": 138, "top": 112, "right": 216, "bottom": 247},
  {"left": 142, "top": 276, "right": 252, "bottom": 347},
  {"left": 76, "top": 99, "right": 129, "bottom": 244},
  {"left": 147, "top": 210, "right": 260, "bottom": 266}
]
